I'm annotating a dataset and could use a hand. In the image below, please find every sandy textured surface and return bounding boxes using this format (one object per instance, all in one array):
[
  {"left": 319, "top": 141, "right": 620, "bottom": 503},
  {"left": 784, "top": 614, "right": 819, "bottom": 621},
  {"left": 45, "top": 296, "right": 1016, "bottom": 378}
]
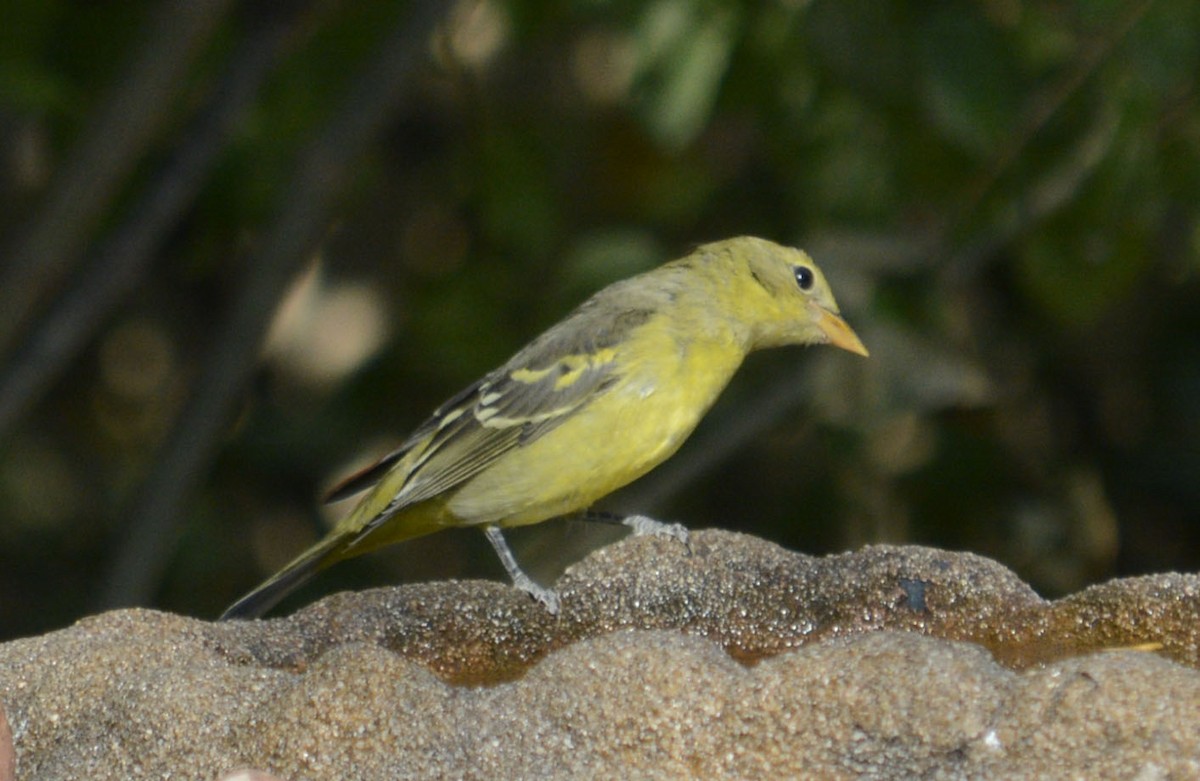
[{"left": 2, "top": 530, "right": 1198, "bottom": 779}]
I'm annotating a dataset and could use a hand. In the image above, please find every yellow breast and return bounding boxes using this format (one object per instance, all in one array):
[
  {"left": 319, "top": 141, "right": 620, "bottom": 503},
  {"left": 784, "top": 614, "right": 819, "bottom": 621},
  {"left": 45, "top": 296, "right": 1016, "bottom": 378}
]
[{"left": 446, "top": 328, "right": 745, "bottom": 526}]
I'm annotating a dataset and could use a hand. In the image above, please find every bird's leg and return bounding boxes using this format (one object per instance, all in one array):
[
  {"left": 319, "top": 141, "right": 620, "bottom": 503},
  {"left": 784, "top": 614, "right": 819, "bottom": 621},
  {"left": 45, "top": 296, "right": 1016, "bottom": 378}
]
[
  {"left": 581, "top": 511, "right": 691, "bottom": 552},
  {"left": 483, "top": 525, "right": 560, "bottom": 614}
]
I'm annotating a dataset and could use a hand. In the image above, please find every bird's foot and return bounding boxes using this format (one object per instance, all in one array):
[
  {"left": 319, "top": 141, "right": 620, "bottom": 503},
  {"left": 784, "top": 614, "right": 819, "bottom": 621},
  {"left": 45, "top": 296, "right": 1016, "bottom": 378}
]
[
  {"left": 621, "top": 514, "right": 691, "bottom": 552},
  {"left": 511, "top": 574, "right": 560, "bottom": 615},
  {"left": 484, "top": 524, "right": 560, "bottom": 614}
]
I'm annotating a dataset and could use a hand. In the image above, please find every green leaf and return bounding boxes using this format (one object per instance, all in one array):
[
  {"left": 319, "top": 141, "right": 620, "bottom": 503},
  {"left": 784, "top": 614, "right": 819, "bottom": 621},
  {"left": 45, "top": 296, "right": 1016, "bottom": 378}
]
[
  {"left": 629, "top": 0, "right": 741, "bottom": 151},
  {"left": 919, "top": 8, "right": 1021, "bottom": 157}
]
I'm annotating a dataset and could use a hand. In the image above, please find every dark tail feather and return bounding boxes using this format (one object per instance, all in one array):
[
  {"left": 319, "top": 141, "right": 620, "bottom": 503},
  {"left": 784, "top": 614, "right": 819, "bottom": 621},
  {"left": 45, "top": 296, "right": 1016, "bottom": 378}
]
[{"left": 219, "top": 532, "right": 351, "bottom": 620}]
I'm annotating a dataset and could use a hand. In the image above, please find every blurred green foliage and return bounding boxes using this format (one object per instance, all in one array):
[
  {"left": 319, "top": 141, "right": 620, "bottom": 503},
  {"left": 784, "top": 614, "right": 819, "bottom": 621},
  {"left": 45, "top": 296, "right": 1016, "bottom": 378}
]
[{"left": 0, "top": 0, "right": 1197, "bottom": 637}]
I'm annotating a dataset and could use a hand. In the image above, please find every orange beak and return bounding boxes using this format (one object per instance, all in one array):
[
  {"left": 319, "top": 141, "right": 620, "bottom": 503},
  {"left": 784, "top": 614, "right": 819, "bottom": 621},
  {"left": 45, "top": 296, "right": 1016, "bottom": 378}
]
[{"left": 810, "top": 304, "right": 869, "bottom": 357}]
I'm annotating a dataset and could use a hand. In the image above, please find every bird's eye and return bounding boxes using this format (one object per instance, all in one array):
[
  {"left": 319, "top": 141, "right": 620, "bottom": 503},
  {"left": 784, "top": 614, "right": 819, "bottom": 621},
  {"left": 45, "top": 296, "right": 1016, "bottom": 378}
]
[{"left": 794, "top": 266, "right": 814, "bottom": 291}]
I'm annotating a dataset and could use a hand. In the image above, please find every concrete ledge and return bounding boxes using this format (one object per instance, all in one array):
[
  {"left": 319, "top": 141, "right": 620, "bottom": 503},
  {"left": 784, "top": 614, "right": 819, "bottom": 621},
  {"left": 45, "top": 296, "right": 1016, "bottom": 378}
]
[{"left": 2, "top": 530, "right": 1198, "bottom": 778}]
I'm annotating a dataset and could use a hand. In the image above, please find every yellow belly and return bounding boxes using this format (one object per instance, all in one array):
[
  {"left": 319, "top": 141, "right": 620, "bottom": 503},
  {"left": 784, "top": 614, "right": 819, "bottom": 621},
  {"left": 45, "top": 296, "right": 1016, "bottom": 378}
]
[{"left": 446, "top": 336, "right": 744, "bottom": 526}]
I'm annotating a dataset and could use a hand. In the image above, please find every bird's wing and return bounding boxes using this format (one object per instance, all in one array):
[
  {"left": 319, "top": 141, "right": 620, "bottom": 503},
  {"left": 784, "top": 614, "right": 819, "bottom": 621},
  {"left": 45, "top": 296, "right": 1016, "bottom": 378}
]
[
  {"left": 323, "top": 379, "right": 483, "bottom": 504},
  {"left": 327, "top": 304, "right": 657, "bottom": 517}
]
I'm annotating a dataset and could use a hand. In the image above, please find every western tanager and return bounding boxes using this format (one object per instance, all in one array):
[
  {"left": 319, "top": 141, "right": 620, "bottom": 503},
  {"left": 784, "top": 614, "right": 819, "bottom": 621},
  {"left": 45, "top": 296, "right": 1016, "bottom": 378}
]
[{"left": 221, "top": 236, "right": 867, "bottom": 619}]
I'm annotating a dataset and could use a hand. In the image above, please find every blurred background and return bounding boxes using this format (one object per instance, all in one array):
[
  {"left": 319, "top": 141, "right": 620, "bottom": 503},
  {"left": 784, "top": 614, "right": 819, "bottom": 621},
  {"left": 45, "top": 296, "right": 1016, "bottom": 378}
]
[{"left": 0, "top": 0, "right": 1197, "bottom": 638}]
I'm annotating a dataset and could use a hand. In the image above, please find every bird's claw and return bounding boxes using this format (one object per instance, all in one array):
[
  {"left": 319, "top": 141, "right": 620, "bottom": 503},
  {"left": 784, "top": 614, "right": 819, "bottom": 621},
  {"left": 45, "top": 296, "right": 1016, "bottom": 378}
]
[
  {"left": 512, "top": 574, "right": 560, "bottom": 615},
  {"left": 621, "top": 514, "right": 692, "bottom": 554}
]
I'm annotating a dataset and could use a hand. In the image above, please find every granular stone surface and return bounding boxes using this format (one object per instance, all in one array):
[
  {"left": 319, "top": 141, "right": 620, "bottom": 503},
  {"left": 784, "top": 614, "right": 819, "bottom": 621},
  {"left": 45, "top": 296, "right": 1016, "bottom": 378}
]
[{"left": 2, "top": 530, "right": 1198, "bottom": 779}]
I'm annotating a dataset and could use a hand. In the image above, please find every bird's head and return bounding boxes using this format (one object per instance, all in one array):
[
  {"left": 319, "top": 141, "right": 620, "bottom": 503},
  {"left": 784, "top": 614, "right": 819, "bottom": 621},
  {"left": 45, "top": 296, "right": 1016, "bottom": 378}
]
[{"left": 701, "top": 236, "right": 869, "bottom": 356}]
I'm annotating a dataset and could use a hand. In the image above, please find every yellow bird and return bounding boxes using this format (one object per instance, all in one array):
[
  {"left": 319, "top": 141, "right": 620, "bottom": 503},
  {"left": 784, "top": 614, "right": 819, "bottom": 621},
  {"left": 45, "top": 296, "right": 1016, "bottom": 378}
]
[{"left": 221, "top": 236, "right": 868, "bottom": 619}]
